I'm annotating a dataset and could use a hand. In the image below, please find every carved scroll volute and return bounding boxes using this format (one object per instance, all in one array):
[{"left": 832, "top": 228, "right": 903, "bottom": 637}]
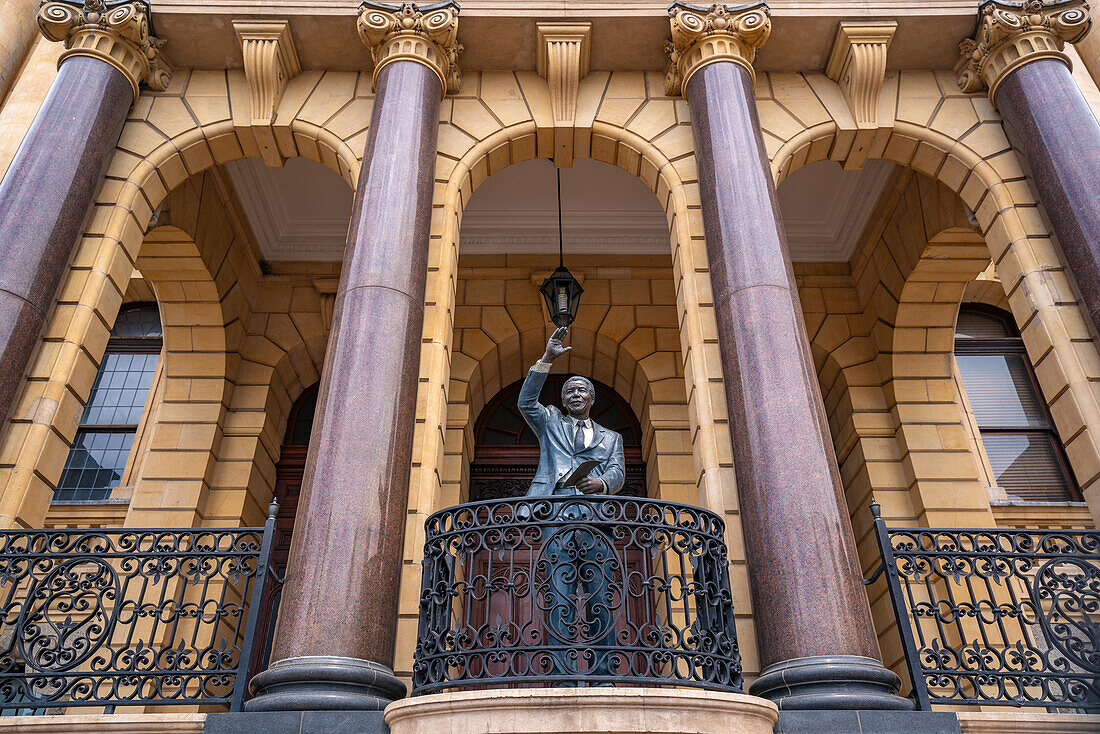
[
  {"left": 956, "top": 0, "right": 1091, "bottom": 105},
  {"left": 356, "top": 0, "right": 462, "bottom": 98},
  {"left": 537, "top": 22, "right": 591, "bottom": 168},
  {"left": 664, "top": 1, "right": 771, "bottom": 97},
  {"left": 37, "top": 0, "right": 171, "bottom": 102},
  {"left": 233, "top": 20, "right": 301, "bottom": 167},
  {"left": 825, "top": 22, "right": 897, "bottom": 129}
]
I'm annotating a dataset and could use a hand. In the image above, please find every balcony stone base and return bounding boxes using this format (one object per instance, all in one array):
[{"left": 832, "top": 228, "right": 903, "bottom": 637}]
[
  {"left": 383, "top": 688, "right": 778, "bottom": 734},
  {"left": 956, "top": 712, "right": 1100, "bottom": 733},
  {"left": 0, "top": 713, "right": 206, "bottom": 733}
]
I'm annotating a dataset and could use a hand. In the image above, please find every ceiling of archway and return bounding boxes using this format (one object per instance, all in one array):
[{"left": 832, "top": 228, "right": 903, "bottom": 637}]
[
  {"left": 225, "top": 155, "right": 894, "bottom": 263},
  {"left": 225, "top": 157, "right": 355, "bottom": 262}
]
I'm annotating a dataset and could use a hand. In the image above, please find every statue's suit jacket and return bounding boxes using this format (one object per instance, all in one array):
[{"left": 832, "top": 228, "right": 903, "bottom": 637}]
[{"left": 518, "top": 365, "right": 626, "bottom": 497}]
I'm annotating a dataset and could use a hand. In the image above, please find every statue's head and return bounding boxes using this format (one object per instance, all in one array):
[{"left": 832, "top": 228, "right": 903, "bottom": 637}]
[{"left": 561, "top": 375, "right": 595, "bottom": 419}]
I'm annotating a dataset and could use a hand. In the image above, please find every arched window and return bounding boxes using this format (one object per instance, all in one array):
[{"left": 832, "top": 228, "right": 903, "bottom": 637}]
[
  {"left": 54, "top": 304, "right": 163, "bottom": 501},
  {"left": 954, "top": 305, "right": 1079, "bottom": 502},
  {"left": 283, "top": 383, "right": 318, "bottom": 448},
  {"left": 470, "top": 375, "right": 646, "bottom": 501}
]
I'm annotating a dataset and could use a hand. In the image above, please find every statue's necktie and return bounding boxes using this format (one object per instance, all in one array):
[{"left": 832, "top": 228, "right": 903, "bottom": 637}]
[{"left": 573, "top": 421, "right": 586, "bottom": 453}]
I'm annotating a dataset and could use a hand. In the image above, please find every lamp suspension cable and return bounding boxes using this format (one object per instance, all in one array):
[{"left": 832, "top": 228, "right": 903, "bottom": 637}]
[
  {"left": 539, "top": 162, "right": 583, "bottom": 328},
  {"left": 557, "top": 166, "right": 566, "bottom": 268},
  {"left": 555, "top": 167, "right": 568, "bottom": 313}
]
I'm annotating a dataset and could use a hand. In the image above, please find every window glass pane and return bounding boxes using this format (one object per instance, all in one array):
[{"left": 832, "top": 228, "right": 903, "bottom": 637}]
[
  {"left": 955, "top": 354, "right": 1049, "bottom": 429},
  {"left": 54, "top": 429, "right": 135, "bottom": 501},
  {"left": 55, "top": 313, "right": 161, "bottom": 501},
  {"left": 593, "top": 403, "right": 636, "bottom": 444},
  {"left": 82, "top": 352, "right": 159, "bottom": 425},
  {"left": 288, "top": 389, "right": 318, "bottom": 446},
  {"left": 956, "top": 309, "right": 1013, "bottom": 339},
  {"left": 482, "top": 428, "right": 516, "bottom": 446},
  {"left": 489, "top": 405, "right": 524, "bottom": 435},
  {"left": 111, "top": 305, "right": 162, "bottom": 337},
  {"left": 981, "top": 431, "right": 1072, "bottom": 502}
]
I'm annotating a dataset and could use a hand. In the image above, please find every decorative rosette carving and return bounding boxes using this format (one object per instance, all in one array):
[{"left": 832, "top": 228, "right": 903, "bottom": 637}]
[
  {"left": 357, "top": 1, "right": 462, "bottom": 97},
  {"left": 37, "top": 0, "right": 170, "bottom": 102},
  {"left": 956, "top": 0, "right": 1091, "bottom": 103},
  {"left": 665, "top": 1, "right": 771, "bottom": 97}
]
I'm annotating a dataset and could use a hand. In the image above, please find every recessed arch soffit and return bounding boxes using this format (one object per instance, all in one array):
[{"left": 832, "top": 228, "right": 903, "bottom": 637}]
[
  {"left": 223, "top": 133, "right": 896, "bottom": 264},
  {"left": 94, "top": 66, "right": 1038, "bottom": 290},
  {"left": 97, "top": 67, "right": 1034, "bottom": 271}
]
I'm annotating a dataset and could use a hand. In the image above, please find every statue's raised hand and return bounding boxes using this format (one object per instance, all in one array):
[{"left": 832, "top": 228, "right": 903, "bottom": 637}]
[{"left": 541, "top": 326, "right": 572, "bottom": 363}]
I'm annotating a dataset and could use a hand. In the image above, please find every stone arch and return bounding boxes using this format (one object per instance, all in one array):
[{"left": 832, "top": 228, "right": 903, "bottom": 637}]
[
  {"left": 885, "top": 228, "right": 998, "bottom": 530},
  {"left": 962, "top": 277, "right": 1011, "bottom": 313},
  {"left": 442, "top": 250, "right": 692, "bottom": 512},
  {"left": 452, "top": 318, "right": 688, "bottom": 500},
  {"left": 808, "top": 337, "right": 912, "bottom": 681},
  {"left": 122, "top": 221, "right": 232, "bottom": 528},
  {"left": 0, "top": 163, "right": 258, "bottom": 529},
  {"left": 224, "top": 330, "right": 329, "bottom": 527},
  {"left": 392, "top": 70, "right": 755, "bottom": 681},
  {"left": 420, "top": 74, "right": 730, "bottom": 524},
  {"left": 799, "top": 168, "right": 986, "bottom": 530},
  {"left": 95, "top": 69, "right": 367, "bottom": 301},
  {"left": 763, "top": 71, "right": 1100, "bottom": 521},
  {"left": 0, "top": 70, "right": 366, "bottom": 528}
]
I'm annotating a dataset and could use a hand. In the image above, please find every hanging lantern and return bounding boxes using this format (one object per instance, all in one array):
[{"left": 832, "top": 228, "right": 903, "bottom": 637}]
[
  {"left": 539, "top": 165, "right": 584, "bottom": 328},
  {"left": 540, "top": 265, "right": 583, "bottom": 327}
]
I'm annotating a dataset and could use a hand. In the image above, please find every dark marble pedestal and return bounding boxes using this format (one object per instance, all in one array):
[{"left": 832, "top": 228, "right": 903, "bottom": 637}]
[
  {"left": 206, "top": 707, "right": 964, "bottom": 734},
  {"left": 206, "top": 711, "right": 389, "bottom": 734},
  {"left": 0, "top": 56, "right": 132, "bottom": 425},
  {"left": 245, "top": 59, "right": 441, "bottom": 712},
  {"left": 994, "top": 59, "right": 1100, "bottom": 334},
  {"left": 775, "top": 710, "right": 961, "bottom": 734},
  {"left": 683, "top": 60, "right": 910, "bottom": 711}
]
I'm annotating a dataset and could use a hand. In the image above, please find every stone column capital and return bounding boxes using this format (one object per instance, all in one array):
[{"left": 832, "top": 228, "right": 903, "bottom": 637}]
[
  {"left": 357, "top": 0, "right": 462, "bottom": 97},
  {"left": 956, "top": 0, "right": 1091, "bottom": 103},
  {"left": 664, "top": 1, "right": 771, "bottom": 97},
  {"left": 37, "top": 0, "right": 170, "bottom": 102}
]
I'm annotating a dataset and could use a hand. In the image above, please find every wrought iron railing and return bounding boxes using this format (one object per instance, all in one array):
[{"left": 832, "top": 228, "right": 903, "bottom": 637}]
[
  {"left": 867, "top": 502, "right": 1099, "bottom": 710},
  {"left": 0, "top": 506, "right": 277, "bottom": 712},
  {"left": 412, "top": 495, "right": 742, "bottom": 694}
]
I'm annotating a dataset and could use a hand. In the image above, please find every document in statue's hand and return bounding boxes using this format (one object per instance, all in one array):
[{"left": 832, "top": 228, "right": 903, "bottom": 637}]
[{"left": 563, "top": 460, "right": 601, "bottom": 489}]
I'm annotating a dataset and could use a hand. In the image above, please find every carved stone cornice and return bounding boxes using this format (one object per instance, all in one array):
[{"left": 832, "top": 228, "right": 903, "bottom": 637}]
[
  {"left": 313, "top": 277, "right": 338, "bottom": 333},
  {"left": 664, "top": 1, "right": 771, "bottom": 97},
  {"left": 233, "top": 20, "right": 301, "bottom": 167},
  {"left": 356, "top": 0, "right": 461, "bottom": 97},
  {"left": 825, "top": 22, "right": 896, "bottom": 129},
  {"left": 234, "top": 20, "right": 300, "bottom": 126},
  {"left": 37, "top": 0, "right": 170, "bottom": 102},
  {"left": 537, "top": 22, "right": 591, "bottom": 167},
  {"left": 956, "top": 0, "right": 1091, "bottom": 103}
]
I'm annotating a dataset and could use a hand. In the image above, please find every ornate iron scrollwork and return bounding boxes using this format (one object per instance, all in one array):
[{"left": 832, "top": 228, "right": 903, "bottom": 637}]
[
  {"left": 0, "top": 515, "right": 277, "bottom": 711},
  {"left": 413, "top": 496, "right": 742, "bottom": 694},
  {"left": 869, "top": 510, "right": 1099, "bottom": 711}
]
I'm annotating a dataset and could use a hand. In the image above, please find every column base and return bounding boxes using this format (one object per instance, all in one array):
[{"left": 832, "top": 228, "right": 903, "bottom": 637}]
[
  {"left": 245, "top": 656, "right": 406, "bottom": 712},
  {"left": 749, "top": 655, "right": 913, "bottom": 711}
]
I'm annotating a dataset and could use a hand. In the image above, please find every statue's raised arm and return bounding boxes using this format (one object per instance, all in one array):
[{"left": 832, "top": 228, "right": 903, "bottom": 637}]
[{"left": 517, "top": 327, "right": 626, "bottom": 498}]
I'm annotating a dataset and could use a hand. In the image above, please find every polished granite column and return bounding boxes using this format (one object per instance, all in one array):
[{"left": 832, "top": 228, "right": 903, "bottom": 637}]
[
  {"left": 958, "top": 1, "right": 1100, "bottom": 328},
  {"left": 0, "top": 0, "right": 169, "bottom": 426},
  {"left": 245, "top": 0, "right": 460, "bottom": 712},
  {"left": 666, "top": 2, "right": 908, "bottom": 710}
]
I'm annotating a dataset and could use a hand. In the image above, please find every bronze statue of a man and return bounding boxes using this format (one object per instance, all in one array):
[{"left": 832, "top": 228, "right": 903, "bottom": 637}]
[
  {"left": 519, "top": 327, "right": 626, "bottom": 497},
  {"left": 518, "top": 327, "right": 626, "bottom": 683}
]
